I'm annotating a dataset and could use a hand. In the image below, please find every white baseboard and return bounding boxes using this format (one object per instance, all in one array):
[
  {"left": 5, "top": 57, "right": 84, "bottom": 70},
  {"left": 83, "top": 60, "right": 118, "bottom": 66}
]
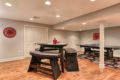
[
  {"left": 0, "top": 56, "right": 24, "bottom": 62},
  {"left": 24, "top": 55, "right": 32, "bottom": 58},
  {"left": 99, "top": 64, "right": 105, "bottom": 69}
]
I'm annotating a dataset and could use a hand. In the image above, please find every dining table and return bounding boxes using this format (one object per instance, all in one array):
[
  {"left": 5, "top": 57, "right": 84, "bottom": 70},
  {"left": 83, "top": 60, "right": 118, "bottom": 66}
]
[{"left": 37, "top": 43, "right": 67, "bottom": 72}]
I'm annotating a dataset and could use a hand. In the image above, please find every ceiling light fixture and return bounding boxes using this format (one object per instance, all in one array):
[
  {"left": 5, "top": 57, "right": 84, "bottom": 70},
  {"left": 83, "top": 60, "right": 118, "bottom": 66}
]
[
  {"left": 5, "top": 2, "right": 12, "bottom": 7},
  {"left": 56, "top": 15, "right": 60, "bottom": 18},
  {"left": 82, "top": 22, "right": 87, "bottom": 25},
  {"left": 45, "top": 0, "right": 51, "bottom": 5},
  {"left": 90, "top": 0, "right": 96, "bottom": 2},
  {"left": 29, "top": 18, "right": 34, "bottom": 21}
]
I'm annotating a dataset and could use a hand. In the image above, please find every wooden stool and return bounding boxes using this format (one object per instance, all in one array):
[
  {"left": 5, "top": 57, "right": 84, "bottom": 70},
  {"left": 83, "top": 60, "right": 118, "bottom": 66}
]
[
  {"left": 28, "top": 51, "right": 61, "bottom": 80},
  {"left": 65, "top": 48, "right": 79, "bottom": 71}
]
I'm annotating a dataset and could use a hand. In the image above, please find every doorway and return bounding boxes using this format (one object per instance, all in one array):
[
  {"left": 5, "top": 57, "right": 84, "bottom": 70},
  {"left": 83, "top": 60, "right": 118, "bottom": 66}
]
[{"left": 24, "top": 25, "right": 48, "bottom": 57}]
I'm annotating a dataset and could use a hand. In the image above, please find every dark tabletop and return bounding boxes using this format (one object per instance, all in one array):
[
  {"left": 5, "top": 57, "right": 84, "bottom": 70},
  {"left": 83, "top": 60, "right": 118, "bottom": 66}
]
[
  {"left": 78, "top": 44, "right": 120, "bottom": 50},
  {"left": 37, "top": 43, "right": 67, "bottom": 47}
]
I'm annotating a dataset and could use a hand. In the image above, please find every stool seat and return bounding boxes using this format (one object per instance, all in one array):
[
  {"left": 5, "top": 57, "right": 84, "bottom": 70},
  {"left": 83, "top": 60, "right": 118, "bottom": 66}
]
[
  {"left": 65, "top": 48, "right": 77, "bottom": 53},
  {"left": 30, "top": 51, "right": 61, "bottom": 59},
  {"left": 65, "top": 48, "right": 77, "bottom": 55}
]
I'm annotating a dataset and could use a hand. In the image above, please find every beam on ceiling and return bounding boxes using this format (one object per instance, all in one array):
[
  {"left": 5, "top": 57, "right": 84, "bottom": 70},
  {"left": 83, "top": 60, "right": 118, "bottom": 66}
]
[{"left": 53, "top": 3, "right": 120, "bottom": 28}]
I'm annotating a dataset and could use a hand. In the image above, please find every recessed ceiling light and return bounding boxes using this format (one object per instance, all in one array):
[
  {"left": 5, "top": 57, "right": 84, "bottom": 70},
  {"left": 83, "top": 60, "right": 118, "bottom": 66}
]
[
  {"left": 29, "top": 18, "right": 34, "bottom": 21},
  {"left": 5, "top": 2, "right": 12, "bottom": 7},
  {"left": 82, "top": 22, "right": 87, "bottom": 25},
  {"left": 45, "top": 1, "right": 51, "bottom": 5},
  {"left": 90, "top": 0, "right": 96, "bottom": 2},
  {"left": 56, "top": 15, "right": 60, "bottom": 18},
  {"left": 80, "top": 29, "right": 82, "bottom": 31}
]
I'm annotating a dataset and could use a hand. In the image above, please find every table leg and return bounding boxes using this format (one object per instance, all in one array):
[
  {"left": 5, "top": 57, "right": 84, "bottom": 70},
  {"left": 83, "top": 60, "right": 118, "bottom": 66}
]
[
  {"left": 40, "top": 46, "right": 44, "bottom": 52},
  {"left": 84, "top": 48, "right": 91, "bottom": 56},
  {"left": 59, "top": 48, "right": 64, "bottom": 73},
  {"left": 88, "top": 48, "right": 91, "bottom": 57},
  {"left": 107, "top": 49, "right": 113, "bottom": 59},
  {"left": 110, "top": 49, "right": 113, "bottom": 59},
  {"left": 84, "top": 48, "right": 87, "bottom": 55}
]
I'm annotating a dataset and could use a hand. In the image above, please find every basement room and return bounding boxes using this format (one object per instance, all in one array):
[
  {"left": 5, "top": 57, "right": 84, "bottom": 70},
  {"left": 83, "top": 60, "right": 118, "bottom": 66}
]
[{"left": 0, "top": 0, "right": 120, "bottom": 80}]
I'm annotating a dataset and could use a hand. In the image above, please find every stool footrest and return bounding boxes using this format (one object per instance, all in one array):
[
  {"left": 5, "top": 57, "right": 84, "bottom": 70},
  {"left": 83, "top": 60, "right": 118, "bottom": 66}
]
[
  {"left": 37, "top": 69, "right": 53, "bottom": 76},
  {"left": 38, "top": 67, "right": 52, "bottom": 72},
  {"left": 40, "top": 62, "right": 51, "bottom": 66}
]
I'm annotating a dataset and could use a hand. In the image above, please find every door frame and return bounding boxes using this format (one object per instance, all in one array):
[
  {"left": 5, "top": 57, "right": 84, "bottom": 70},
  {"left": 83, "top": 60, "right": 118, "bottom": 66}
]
[{"left": 23, "top": 25, "right": 48, "bottom": 58}]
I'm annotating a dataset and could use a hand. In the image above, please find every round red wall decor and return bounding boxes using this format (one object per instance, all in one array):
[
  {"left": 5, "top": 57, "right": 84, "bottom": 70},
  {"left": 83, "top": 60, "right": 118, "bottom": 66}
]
[{"left": 3, "top": 27, "right": 16, "bottom": 38}]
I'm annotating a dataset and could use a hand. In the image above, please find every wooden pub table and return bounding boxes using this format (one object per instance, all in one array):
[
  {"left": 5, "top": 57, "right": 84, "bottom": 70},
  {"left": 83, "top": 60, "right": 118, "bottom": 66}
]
[{"left": 37, "top": 43, "right": 67, "bottom": 72}]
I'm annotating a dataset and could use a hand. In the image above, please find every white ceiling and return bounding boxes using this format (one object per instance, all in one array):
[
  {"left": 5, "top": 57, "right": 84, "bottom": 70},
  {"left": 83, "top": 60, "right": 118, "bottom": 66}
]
[
  {"left": 0, "top": 0, "right": 120, "bottom": 25},
  {"left": 59, "top": 13, "right": 120, "bottom": 31}
]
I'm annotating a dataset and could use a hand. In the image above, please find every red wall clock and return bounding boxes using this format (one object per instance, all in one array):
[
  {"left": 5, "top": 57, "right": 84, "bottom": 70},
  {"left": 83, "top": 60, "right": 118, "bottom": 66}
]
[
  {"left": 93, "top": 33, "right": 99, "bottom": 40},
  {"left": 3, "top": 27, "right": 16, "bottom": 38}
]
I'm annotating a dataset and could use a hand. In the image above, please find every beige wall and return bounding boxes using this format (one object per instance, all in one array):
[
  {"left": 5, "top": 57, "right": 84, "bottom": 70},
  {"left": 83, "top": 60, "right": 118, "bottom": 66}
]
[
  {"left": 80, "top": 27, "right": 120, "bottom": 46},
  {"left": 0, "top": 19, "right": 49, "bottom": 61},
  {"left": 48, "top": 29, "right": 81, "bottom": 50},
  {"left": 105, "top": 27, "right": 120, "bottom": 46},
  {"left": 80, "top": 29, "right": 99, "bottom": 44}
]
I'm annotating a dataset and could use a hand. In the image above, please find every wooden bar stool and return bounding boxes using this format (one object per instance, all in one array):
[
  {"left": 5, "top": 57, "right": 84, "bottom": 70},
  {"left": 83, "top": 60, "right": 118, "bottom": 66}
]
[
  {"left": 65, "top": 48, "right": 79, "bottom": 71},
  {"left": 28, "top": 51, "right": 61, "bottom": 80}
]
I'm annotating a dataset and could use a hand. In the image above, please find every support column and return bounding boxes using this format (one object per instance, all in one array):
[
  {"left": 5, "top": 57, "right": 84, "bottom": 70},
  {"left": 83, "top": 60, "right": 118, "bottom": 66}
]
[{"left": 99, "top": 24, "right": 105, "bottom": 69}]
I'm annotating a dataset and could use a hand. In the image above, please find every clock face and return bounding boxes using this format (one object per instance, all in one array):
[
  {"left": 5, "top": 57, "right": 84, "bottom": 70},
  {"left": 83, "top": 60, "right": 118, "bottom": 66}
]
[
  {"left": 3, "top": 27, "right": 16, "bottom": 38},
  {"left": 93, "top": 33, "right": 99, "bottom": 40}
]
